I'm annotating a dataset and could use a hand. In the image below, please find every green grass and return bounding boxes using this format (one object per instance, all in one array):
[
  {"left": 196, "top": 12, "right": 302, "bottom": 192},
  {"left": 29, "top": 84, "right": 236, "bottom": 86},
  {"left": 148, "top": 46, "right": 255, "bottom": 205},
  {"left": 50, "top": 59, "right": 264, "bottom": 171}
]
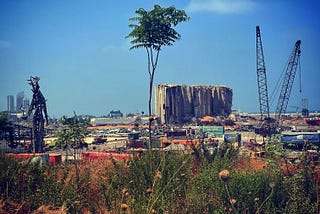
[{"left": 0, "top": 144, "right": 318, "bottom": 213}]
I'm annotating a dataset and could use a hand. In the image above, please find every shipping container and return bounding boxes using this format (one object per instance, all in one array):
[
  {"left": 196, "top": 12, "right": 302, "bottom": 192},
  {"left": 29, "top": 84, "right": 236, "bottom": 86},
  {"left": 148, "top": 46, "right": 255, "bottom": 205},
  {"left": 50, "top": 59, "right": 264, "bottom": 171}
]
[
  {"left": 6, "top": 153, "right": 50, "bottom": 165},
  {"left": 126, "top": 140, "right": 147, "bottom": 149},
  {"left": 165, "top": 129, "right": 187, "bottom": 137},
  {"left": 281, "top": 132, "right": 320, "bottom": 150},
  {"left": 49, "top": 153, "right": 62, "bottom": 165},
  {"left": 224, "top": 133, "right": 241, "bottom": 143},
  {"left": 202, "top": 126, "right": 224, "bottom": 137}
]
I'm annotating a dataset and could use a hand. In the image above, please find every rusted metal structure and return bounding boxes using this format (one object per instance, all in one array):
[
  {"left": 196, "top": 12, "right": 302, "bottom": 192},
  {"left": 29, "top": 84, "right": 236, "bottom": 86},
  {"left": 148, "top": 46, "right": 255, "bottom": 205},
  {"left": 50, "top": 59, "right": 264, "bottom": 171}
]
[{"left": 27, "top": 76, "right": 48, "bottom": 153}]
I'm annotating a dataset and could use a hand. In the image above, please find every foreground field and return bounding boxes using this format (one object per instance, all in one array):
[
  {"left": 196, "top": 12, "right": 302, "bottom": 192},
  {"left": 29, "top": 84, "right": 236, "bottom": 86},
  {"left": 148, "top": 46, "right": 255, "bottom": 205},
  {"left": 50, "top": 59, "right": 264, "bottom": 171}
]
[{"left": 0, "top": 144, "right": 319, "bottom": 213}]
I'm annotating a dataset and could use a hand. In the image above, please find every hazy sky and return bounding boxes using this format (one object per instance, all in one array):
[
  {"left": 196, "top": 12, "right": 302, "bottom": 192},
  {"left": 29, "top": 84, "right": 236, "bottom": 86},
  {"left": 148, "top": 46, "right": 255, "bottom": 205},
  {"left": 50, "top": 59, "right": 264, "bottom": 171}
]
[{"left": 1, "top": 0, "right": 319, "bottom": 117}]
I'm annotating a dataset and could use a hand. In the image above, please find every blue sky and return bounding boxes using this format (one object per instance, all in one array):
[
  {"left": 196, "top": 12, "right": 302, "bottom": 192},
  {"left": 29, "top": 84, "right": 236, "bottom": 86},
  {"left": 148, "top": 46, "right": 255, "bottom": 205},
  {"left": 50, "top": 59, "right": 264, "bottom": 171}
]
[{"left": 0, "top": 0, "right": 319, "bottom": 117}]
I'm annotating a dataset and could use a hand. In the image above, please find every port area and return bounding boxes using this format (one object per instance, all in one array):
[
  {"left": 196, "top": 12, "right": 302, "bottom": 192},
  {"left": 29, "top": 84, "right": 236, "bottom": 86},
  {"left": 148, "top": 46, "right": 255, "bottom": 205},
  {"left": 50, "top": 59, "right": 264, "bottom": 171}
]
[{"left": 1, "top": 113, "right": 320, "bottom": 163}]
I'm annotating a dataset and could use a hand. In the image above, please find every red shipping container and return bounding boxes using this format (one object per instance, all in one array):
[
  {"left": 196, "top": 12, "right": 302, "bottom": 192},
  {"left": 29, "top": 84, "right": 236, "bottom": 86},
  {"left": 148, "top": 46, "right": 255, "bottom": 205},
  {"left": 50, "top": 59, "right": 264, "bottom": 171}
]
[{"left": 49, "top": 154, "right": 62, "bottom": 165}]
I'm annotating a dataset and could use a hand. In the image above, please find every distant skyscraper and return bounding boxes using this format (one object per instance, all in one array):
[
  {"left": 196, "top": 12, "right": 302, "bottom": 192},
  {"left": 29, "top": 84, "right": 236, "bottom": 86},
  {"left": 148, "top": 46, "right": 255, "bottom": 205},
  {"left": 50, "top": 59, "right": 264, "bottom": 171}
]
[
  {"left": 23, "top": 97, "right": 30, "bottom": 113},
  {"left": 7, "top": 95, "right": 15, "bottom": 112},
  {"left": 16, "top": 91, "right": 24, "bottom": 112}
]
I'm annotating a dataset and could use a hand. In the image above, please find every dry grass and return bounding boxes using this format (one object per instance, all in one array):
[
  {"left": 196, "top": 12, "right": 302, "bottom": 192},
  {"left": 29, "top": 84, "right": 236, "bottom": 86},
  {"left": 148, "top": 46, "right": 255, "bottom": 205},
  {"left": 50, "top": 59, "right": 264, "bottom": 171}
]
[{"left": 32, "top": 205, "right": 67, "bottom": 214}]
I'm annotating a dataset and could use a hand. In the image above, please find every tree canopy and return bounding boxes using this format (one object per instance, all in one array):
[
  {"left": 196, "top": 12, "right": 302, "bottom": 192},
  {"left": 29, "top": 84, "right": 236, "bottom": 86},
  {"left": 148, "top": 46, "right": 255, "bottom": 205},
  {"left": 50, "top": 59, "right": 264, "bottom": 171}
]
[{"left": 126, "top": 4, "right": 190, "bottom": 51}]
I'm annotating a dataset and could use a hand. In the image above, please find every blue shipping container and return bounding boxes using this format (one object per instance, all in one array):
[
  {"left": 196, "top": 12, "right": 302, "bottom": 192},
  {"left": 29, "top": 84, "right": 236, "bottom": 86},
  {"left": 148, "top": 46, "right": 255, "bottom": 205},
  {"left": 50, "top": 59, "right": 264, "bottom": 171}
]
[
  {"left": 224, "top": 133, "right": 241, "bottom": 143},
  {"left": 281, "top": 133, "right": 320, "bottom": 144}
]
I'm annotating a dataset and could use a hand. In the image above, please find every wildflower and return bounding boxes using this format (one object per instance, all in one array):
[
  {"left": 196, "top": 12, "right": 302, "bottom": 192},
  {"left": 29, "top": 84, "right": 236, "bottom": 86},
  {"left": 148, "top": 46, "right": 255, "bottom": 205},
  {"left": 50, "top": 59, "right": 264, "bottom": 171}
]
[
  {"left": 147, "top": 188, "right": 153, "bottom": 194},
  {"left": 248, "top": 191, "right": 252, "bottom": 196},
  {"left": 269, "top": 182, "right": 276, "bottom": 189},
  {"left": 122, "top": 188, "right": 128, "bottom": 194},
  {"left": 155, "top": 171, "right": 162, "bottom": 179},
  {"left": 254, "top": 197, "right": 260, "bottom": 202},
  {"left": 121, "top": 203, "right": 128, "bottom": 211},
  {"left": 151, "top": 209, "right": 157, "bottom": 214},
  {"left": 219, "top": 169, "right": 230, "bottom": 182},
  {"left": 230, "top": 199, "right": 237, "bottom": 205}
]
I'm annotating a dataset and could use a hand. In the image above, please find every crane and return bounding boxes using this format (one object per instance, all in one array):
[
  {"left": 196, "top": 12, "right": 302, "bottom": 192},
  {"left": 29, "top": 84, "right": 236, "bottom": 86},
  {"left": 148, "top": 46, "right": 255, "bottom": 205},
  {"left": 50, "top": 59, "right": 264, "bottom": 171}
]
[
  {"left": 255, "top": 26, "right": 271, "bottom": 137},
  {"left": 273, "top": 40, "right": 301, "bottom": 129},
  {"left": 255, "top": 26, "right": 301, "bottom": 137}
]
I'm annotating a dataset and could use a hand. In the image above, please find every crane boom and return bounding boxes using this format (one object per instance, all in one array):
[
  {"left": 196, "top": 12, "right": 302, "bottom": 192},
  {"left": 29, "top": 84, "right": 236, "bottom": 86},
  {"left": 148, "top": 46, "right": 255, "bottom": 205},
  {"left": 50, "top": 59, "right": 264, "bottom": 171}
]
[
  {"left": 274, "top": 40, "right": 301, "bottom": 125},
  {"left": 255, "top": 26, "right": 271, "bottom": 137},
  {"left": 256, "top": 26, "right": 270, "bottom": 120}
]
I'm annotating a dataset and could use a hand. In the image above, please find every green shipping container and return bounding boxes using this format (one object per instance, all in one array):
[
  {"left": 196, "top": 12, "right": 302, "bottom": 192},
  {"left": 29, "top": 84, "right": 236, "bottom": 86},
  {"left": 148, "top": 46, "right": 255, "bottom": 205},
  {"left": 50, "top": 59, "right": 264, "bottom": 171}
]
[{"left": 202, "top": 126, "right": 224, "bottom": 137}]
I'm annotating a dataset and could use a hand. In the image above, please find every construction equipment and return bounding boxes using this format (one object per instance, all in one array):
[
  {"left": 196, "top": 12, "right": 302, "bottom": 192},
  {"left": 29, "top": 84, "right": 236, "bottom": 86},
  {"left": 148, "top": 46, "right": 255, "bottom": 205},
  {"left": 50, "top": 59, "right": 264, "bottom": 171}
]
[
  {"left": 256, "top": 26, "right": 270, "bottom": 121},
  {"left": 255, "top": 26, "right": 272, "bottom": 137},
  {"left": 255, "top": 26, "right": 301, "bottom": 137},
  {"left": 273, "top": 40, "right": 301, "bottom": 131}
]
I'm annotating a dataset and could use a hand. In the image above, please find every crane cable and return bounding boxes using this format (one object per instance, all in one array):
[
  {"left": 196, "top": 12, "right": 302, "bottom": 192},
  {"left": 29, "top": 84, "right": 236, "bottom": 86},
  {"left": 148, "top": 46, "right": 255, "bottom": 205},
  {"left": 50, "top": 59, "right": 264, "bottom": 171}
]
[
  {"left": 298, "top": 56, "right": 302, "bottom": 93},
  {"left": 268, "top": 49, "right": 302, "bottom": 113},
  {"left": 269, "top": 58, "right": 288, "bottom": 112}
]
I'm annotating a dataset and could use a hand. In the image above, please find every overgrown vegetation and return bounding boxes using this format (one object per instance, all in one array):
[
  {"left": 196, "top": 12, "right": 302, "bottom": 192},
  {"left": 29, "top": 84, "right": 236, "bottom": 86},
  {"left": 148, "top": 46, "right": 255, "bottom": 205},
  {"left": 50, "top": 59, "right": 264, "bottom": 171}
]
[
  {"left": 0, "top": 112, "right": 15, "bottom": 148},
  {"left": 54, "top": 113, "right": 89, "bottom": 152},
  {"left": 0, "top": 143, "right": 318, "bottom": 213}
]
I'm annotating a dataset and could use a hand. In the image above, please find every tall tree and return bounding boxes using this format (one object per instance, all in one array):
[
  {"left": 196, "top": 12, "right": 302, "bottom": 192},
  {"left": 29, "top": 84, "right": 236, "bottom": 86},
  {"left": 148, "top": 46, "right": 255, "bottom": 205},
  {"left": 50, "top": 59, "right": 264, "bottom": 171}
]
[{"left": 126, "top": 5, "right": 189, "bottom": 147}]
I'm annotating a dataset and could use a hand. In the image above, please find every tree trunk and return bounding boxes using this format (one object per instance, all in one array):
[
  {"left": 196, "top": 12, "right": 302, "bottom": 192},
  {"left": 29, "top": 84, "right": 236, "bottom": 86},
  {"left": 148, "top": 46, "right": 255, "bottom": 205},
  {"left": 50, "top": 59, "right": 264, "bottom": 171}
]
[
  {"left": 148, "top": 71, "right": 154, "bottom": 149},
  {"left": 147, "top": 48, "right": 160, "bottom": 149}
]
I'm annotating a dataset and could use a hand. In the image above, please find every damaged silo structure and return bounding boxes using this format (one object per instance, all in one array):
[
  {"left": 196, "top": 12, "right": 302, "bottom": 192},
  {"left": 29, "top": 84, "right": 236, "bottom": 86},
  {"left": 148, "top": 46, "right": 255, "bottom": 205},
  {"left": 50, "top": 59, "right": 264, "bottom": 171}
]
[{"left": 154, "top": 84, "right": 233, "bottom": 124}]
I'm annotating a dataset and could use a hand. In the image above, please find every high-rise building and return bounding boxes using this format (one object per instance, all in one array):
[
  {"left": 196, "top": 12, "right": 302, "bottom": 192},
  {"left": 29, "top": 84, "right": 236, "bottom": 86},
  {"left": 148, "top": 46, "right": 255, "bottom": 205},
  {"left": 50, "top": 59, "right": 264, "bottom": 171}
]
[
  {"left": 23, "top": 97, "right": 30, "bottom": 113},
  {"left": 154, "top": 84, "right": 233, "bottom": 124},
  {"left": 16, "top": 91, "right": 24, "bottom": 112},
  {"left": 7, "top": 95, "right": 15, "bottom": 112}
]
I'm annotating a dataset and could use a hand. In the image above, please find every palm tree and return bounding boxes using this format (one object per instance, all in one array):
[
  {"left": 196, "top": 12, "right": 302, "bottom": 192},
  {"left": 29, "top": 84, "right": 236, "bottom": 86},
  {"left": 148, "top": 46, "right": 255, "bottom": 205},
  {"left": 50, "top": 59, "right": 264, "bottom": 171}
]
[{"left": 126, "top": 4, "right": 189, "bottom": 147}]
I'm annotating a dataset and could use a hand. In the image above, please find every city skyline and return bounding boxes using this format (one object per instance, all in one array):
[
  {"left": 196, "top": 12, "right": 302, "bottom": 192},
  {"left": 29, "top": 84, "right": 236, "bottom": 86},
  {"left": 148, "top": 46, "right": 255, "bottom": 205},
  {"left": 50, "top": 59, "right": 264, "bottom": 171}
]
[
  {"left": 5, "top": 91, "right": 30, "bottom": 113},
  {"left": 1, "top": 0, "right": 320, "bottom": 117},
  {"left": 7, "top": 95, "right": 14, "bottom": 113}
]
